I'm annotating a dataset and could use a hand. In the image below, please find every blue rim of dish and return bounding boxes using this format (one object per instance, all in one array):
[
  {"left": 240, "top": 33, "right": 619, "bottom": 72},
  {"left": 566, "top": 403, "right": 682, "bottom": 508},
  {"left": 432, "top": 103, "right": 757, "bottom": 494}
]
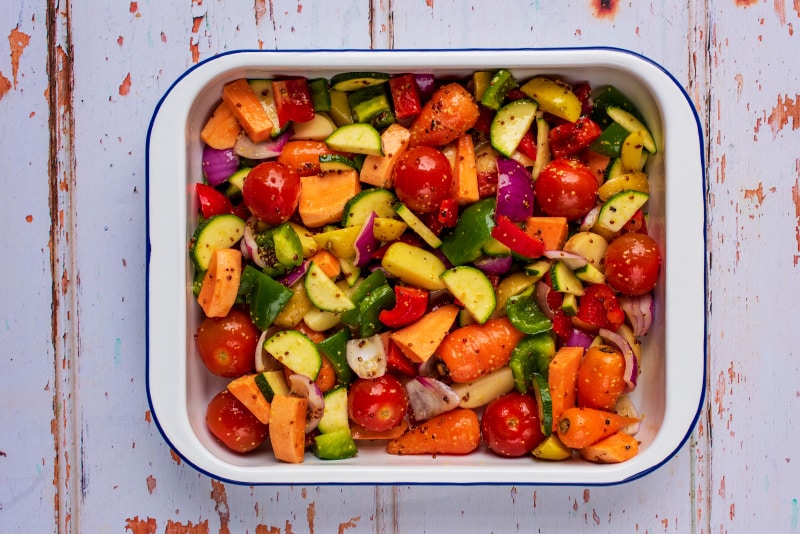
[{"left": 145, "top": 46, "right": 708, "bottom": 487}]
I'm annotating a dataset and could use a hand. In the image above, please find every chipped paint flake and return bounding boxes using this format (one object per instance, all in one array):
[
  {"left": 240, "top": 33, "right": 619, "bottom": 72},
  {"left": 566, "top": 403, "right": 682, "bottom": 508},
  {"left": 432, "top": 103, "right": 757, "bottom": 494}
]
[
  {"left": 591, "top": 0, "right": 618, "bottom": 19},
  {"left": 743, "top": 182, "right": 766, "bottom": 206},
  {"left": 124, "top": 516, "right": 157, "bottom": 534},
  {"left": 9, "top": 26, "right": 31, "bottom": 89},
  {"left": 0, "top": 71, "right": 11, "bottom": 99},
  {"left": 337, "top": 517, "right": 361, "bottom": 533},
  {"left": 767, "top": 94, "right": 800, "bottom": 136},
  {"left": 119, "top": 73, "right": 132, "bottom": 96},
  {"left": 164, "top": 519, "right": 209, "bottom": 533},
  {"left": 210, "top": 479, "right": 230, "bottom": 533}
]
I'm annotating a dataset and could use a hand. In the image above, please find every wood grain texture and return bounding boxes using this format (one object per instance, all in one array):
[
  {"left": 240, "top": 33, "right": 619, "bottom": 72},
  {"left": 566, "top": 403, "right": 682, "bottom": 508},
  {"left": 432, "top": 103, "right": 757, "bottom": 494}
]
[{"left": 2, "top": 0, "right": 798, "bottom": 532}]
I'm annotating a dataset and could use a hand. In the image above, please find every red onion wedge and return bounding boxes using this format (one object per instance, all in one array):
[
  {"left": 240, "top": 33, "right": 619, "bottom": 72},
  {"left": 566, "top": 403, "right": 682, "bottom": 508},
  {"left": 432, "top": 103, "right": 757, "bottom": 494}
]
[
  {"left": 233, "top": 127, "right": 293, "bottom": 160},
  {"left": 346, "top": 334, "right": 387, "bottom": 379},
  {"left": 254, "top": 327, "right": 283, "bottom": 372},
  {"left": 414, "top": 73, "right": 436, "bottom": 101},
  {"left": 614, "top": 394, "right": 642, "bottom": 435},
  {"left": 535, "top": 280, "right": 555, "bottom": 319},
  {"left": 353, "top": 211, "right": 379, "bottom": 268},
  {"left": 405, "top": 376, "right": 460, "bottom": 422},
  {"left": 288, "top": 374, "right": 325, "bottom": 433},
  {"left": 599, "top": 327, "right": 639, "bottom": 392},
  {"left": 565, "top": 328, "right": 595, "bottom": 349},
  {"left": 496, "top": 157, "right": 534, "bottom": 222},
  {"left": 543, "top": 250, "right": 588, "bottom": 269},
  {"left": 618, "top": 293, "right": 654, "bottom": 337},
  {"left": 277, "top": 260, "right": 310, "bottom": 287},
  {"left": 473, "top": 254, "right": 513, "bottom": 275},
  {"left": 242, "top": 217, "right": 263, "bottom": 268},
  {"left": 579, "top": 204, "right": 602, "bottom": 232},
  {"left": 202, "top": 145, "right": 239, "bottom": 186}
]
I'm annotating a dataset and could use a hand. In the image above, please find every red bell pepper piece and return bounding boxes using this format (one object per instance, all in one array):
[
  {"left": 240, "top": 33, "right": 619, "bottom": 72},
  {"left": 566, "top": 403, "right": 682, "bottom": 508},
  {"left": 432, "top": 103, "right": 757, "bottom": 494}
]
[
  {"left": 196, "top": 183, "right": 233, "bottom": 218},
  {"left": 388, "top": 74, "right": 423, "bottom": 120},
  {"left": 551, "top": 309, "right": 574, "bottom": 341},
  {"left": 436, "top": 198, "right": 459, "bottom": 228},
  {"left": 379, "top": 285, "right": 429, "bottom": 328},
  {"left": 490, "top": 215, "right": 545, "bottom": 259},
  {"left": 576, "top": 284, "right": 625, "bottom": 331},
  {"left": 621, "top": 209, "right": 648, "bottom": 235},
  {"left": 472, "top": 105, "right": 494, "bottom": 135},
  {"left": 515, "top": 128, "right": 537, "bottom": 160},
  {"left": 548, "top": 116, "right": 603, "bottom": 159},
  {"left": 385, "top": 338, "right": 418, "bottom": 377},
  {"left": 273, "top": 78, "right": 315, "bottom": 125},
  {"left": 572, "top": 82, "right": 593, "bottom": 117}
]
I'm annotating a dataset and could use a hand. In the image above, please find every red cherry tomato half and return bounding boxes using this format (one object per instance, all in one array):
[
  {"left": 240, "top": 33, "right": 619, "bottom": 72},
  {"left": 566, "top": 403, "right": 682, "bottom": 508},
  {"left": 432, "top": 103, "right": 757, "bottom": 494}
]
[
  {"left": 534, "top": 158, "right": 598, "bottom": 221},
  {"left": 242, "top": 161, "right": 301, "bottom": 225},
  {"left": 206, "top": 389, "right": 269, "bottom": 453},
  {"left": 393, "top": 146, "right": 453, "bottom": 213},
  {"left": 481, "top": 391, "right": 544, "bottom": 457},
  {"left": 348, "top": 374, "right": 409, "bottom": 432},
  {"left": 604, "top": 233, "right": 662, "bottom": 296},
  {"left": 196, "top": 308, "right": 259, "bottom": 378}
]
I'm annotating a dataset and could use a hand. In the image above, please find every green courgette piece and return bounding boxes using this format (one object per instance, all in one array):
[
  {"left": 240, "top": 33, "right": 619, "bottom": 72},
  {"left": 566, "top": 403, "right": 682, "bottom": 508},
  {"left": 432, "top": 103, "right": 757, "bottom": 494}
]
[
  {"left": 395, "top": 203, "right": 442, "bottom": 249},
  {"left": 348, "top": 83, "right": 394, "bottom": 124},
  {"left": 606, "top": 106, "right": 657, "bottom": 154},
  {"left": 440, "top": 266, "right": 497, "bottom": 324},
  {"left": 325, "top": 123, "right": 383, "bottom": 156},
  {"left": 263, "top": 329, "right": 322, "bottom": 380},
  {"left": 480, "top": 69, "right": 518, "bottom": 110},
  {"left": 189, "top": 213, "right": 245, "bottom": 271},
  {"left": 594, "top": 189, "right": 650, "bottom": 233},
  {"left": 490, "top": 98, "right": 538, "bottom": 157},
  {"left": 531, "top": 373, "right": 554, "bottom": 437},
  {"left": 320, "top": 153, "right": 359, "bottom": 173},
  {"left": 549, "top": 261, "right": 585, "bottom": 296},
  {"left": 328, "top": 89, "right": 353, "bottom": 127},
  {"left": 591, "top": 85, "right": 647, "bottom": 128},
  {"left": 317, "top": 386, "right": 350, "bottom": 434},
  {"left": 308, "top": 77, "right": 331, "bottom": 112},
  {"left": 305, "top": 261, "right": 356, "bottom": 313},
  {"left": 330, "top": 71, "right": 391, "bottom": 92},
  {"left": 313, "top": 428, "right": 358, "bottom": 460},
  {"left": 254, "top": 370, "right": 290, "bottom": 403},
  {"left": 341, "top": 188, "right": 397, "bottom": 227}
]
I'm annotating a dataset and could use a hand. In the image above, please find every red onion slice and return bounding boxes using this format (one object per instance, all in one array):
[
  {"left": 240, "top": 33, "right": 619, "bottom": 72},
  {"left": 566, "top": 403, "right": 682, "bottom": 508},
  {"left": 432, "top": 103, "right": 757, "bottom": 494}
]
[
  {"left": 353, "top": 211, "right": 379, "bottom": 268},
  {"left": 599, "top": 327, "right": 638, "bottom": 392},
  {"left": 414, "top": 73, "right": 436, "bottom": 101},
  {"left": 277, "top": 260, "right": 310, "bottom": 287},
  {"left": 495, "top": 158, "right": 534, "bottom": 222},
  {"left": 535, "top": 280, "right": 555, "bottom": 319},
  {"left": 579, "top": 204, "right": 602, "bottom": 232},
  {"left": 406, "top": 376, "right": 460, "bottom": 422},
  {"left": 543, "top": 249, "right": 588, "bottom": 269},
  {"left": 233, "top": 127, "right": 293, "bottom": 160},
  {"left": 288, "top": 374, "right": 325, "bottom": 433},
  {"left": 346, "top": 334, "right": 387, "bottom": 379},
  {"left": 242, "top": 217, "right": 264, "bottom": 268},
  {"left": 618, "top": 293, "right": 654, "bottom": 337},
  {"left": 202, "top": 145, "right": 239, "bottom": 186},
  {"left": 254, "top": 327, "right": 282, "bottom": 372},
  {"left": 565, "top": 328, "right": 595, "bottom": 349},
  {"left": 473, "top": 254, "right": 513, "bottom": 275}
]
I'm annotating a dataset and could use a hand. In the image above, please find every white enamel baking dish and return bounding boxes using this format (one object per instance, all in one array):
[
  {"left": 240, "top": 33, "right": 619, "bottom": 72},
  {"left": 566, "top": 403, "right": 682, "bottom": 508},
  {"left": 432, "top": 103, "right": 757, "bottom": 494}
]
[{"left": 146, "top": 48, "right": 706, "bottom": 485}]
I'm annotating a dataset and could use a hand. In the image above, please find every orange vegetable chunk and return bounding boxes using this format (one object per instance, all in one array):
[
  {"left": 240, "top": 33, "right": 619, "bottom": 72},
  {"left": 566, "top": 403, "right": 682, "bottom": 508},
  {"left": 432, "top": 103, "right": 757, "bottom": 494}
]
[
  {"left": 226, "top": 374, "right": 271, "bottom": 424},
  {"left": 197, "top": 248, "right": 242, "bottom": 318},
  {"left": 452, "top": 133, "right": 480, "bottom": 204},
  {"left": 360, "top": 123, "right": 411, "bottom": 188},
  {"left": 386, "top": 408, "right": 480, "bottom": 455},
  {"left": 268, "top": 395, "right": 308, "bottom": 464},
  {"left": 221, "top": 78, "right": 273, "bottom": 143},
  {"left": 298, "top": 170, "right": 361, "bottom": 227},
  {"left": 579, "top": 431, "right": 640, "bottom": 463},
  {"left": 556, "top": 406, "right": 638, "bottom": 449},
  {"left": 389, "top": 303, "right": 459, "bottom": 363},
  {"left": 201, "top": 100, "right": 242, "bottom": 150},
  {"left": 548, "top": 345, "right": 584, "bottom": 432},
  {"left": 524, "top": 216, "right": 569, "bottom": 251}
]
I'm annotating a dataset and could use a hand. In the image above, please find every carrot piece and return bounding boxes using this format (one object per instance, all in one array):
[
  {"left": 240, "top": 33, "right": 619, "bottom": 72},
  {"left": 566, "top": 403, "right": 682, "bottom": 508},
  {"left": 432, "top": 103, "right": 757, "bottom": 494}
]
[
  {"left": 578, "top": 148, "right": 612, "bottom": 186},
  {"left": 226, "top": 374, "right": 271, "bottom": 424},
  {"left": 277, "top": 140, "right": 339, "bottom": 177},
  {"left": 268, "top": 395, "right": 308, "bottom": 463},
  {"left": 409, "top": 83, "right": 480, "bottom": 148},
  {"left": 200, "top": 101, "right": 242, "bottom": 150},
  {"left": 556, "top": 407, "right": 638, "bottom": 449},
  {"left": 548, "top": 346, "right": 584, "bottom": 432},
  {"left": 579, "top": 431, "right": 639, "bottom": 463},
  {"left": 308, "top": 250, "right": 341, "bottom": 279},
  {"left": 221, "top": 78, "right": 273, "bottom": 143},
  {"left": 452, "top": 133, "right": 480, "bottom": 204},
  {"left": 298, "top": 170, "right": 361, "bottom": 228},
  {"left": 523, "top": 216, "right": 569, "bottom": 251},
  {"left": 351, "top": 419, "right": 409, "bottom": 441},
  {"left": 436, "top": 317, "right": 526, "bottom": 383},
  {"left": 389, "top": 303, "right": 460, "bottom": 363},
  {"left": 359, "top": 123, "right": 411, "bottom": 188},
  {"left": 313, "top": 354, "right": 337, "bottom": 394},
  {"left": 386, "top": 408, "right": 481, "bottom": 455},
  {"left": 576, "top": 344, "right": 626, "bottom": 411},
  {"left": 197, "top": 248, "right": 242, "bottom": 317},
  {"left": 293, "top": 321, "right": 325, "bottom": 343}
]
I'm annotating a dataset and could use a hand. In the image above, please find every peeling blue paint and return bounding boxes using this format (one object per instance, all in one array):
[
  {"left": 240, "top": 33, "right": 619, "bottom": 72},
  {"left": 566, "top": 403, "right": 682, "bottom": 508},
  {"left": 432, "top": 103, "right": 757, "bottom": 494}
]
[
  {"left": 114, "top": 337, "right": 122, "bottom": 365},
  {"left": 791, "top": 498, "right": 798, "bottom": 531}
]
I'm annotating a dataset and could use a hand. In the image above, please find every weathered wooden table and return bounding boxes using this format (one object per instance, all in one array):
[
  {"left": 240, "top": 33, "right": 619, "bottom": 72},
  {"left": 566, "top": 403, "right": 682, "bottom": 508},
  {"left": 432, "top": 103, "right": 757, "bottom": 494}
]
[{"left": 2, "top": 1, "right": 798, "bottom": 532}]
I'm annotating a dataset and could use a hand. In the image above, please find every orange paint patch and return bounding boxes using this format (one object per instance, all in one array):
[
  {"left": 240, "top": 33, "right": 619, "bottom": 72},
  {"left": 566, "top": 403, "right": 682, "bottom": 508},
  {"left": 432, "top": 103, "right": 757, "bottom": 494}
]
[
  {"left": 591, "top": 0, "right": 618, "bottom": 19},
  {"left": 125, "top": 516, "right": 157, "bottom": 534},
  {"left": 743, "top": 182, "right": 766, "bottom": 206},
  {"left": 0, "top": 71, "right": 11, "bottom": 99},
  {"left": 119, "top": 73, "right": 132, "bottom": 96},
  {"left": 118, "top": 36, "right": 124, "bottom": 46},
  {"left": 210, "top": 479, "right": 230, "bottom": 532},
  {"left": 144, "top": 410, "right": 151, "bottom": 422},
  {"left": 735, "top": 0, "right": 759, "bottom": 5},
  {"left": 9, "top": 26, "right": 31, "bottom": 89},
  {"left": 307, "top": 502, "right": 316, "bottom": 532},
  {"left": 255, "top": 527, "right": 281, "bottom": 534},
  {"left": 793, "top": 177, "right": 800, "bottom": 259},
  {"left": 169, "top": 449, "right": 182, "bottom": 464},
  {"left": 297, "top": 3, "right": 303, "bottom": 13},
  {"left": 425, "top": 0, "right": 434, "bottom": 7},
  {"left": 146, "top": 474, "right": 156, "bottom": 493},
  {"left": 26, "top": 214, "right": 33, "bottom": 222},
  {"left": 130, "top": 2, "right": 138, "bottom": 14},
  {"left": 164, "top": 519, "right": 209, "bottom": 533},
  {"left": 337, "top": 517, "right": 361, "bottom": 533},
  {"left": 767, "top": 94, "right": 800, "bottom": 136}
]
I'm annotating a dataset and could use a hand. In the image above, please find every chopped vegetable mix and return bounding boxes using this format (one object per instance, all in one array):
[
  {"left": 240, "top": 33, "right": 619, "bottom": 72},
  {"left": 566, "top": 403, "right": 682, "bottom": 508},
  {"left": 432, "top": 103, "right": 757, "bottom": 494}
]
[{"left": 194, "top": 70, "right": 661, "bottom": 464}]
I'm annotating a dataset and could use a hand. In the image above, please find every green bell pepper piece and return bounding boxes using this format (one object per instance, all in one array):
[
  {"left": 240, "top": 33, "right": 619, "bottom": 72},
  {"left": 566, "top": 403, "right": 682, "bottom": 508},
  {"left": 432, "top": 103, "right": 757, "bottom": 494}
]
[
  {"left": 509, "top": 331, "right": 556, "bottom": 393},
  {"left": 440, "top": 197, "right": 497, "bottom": 266}
]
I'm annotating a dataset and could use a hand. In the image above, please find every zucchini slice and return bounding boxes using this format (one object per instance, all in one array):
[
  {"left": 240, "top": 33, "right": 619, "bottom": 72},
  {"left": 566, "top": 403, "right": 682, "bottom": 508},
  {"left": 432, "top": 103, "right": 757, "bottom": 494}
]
[
  {"left": 532, "top": 373, "right": 553, "bottom": 437},
  {"left": 441, "top": 266, "right": 497, "bottom": 324},
  {"left": 325, "top": 123, "right": 383, "bottom": 156},
  {"left": 330, "top": 71, "right": 390, "bottom": 92},
  {"left": 263, "top": 329, "right": 322, "bottom": 380},
  {"left": 490, "top": 98, "right": 538, "bottom": 157},
  {"left": 606, "top": 106, "right": 657, "bottom": 154},
  {"left": 341, "top": 188, "right": 397, "bottom": 227},
  {"left": 395, "top": 203, "right": 442, "bottom": 248},
  {"left": 594, "top": 189, "right": 650, "bottom": 233},
  {"left": 549, "top": 260, "right": 585, "bottom": 296},
  {"left": 190, "top": 213, "right": 245, "bottom": 270},
  {"left": 305, "top": 261, "right": 355, "bottom": 313}
]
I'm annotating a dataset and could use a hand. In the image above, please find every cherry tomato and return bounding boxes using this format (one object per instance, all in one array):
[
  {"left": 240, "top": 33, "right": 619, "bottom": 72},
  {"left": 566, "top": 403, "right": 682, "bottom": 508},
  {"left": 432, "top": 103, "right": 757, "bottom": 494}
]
[
  {"left": 576, "top": 344, "right": 626, "bottom": 411},
  {"left": 393, "top": 146, "right": 453, "bottom": 213},
  {"left": 534, "top": 158, "right": 598, "bottom": 221},
  {"left": 481, "top": 392, "right": 544, "bottom": 457},
  {"left": 242, "top": 161, "right": 301, "bottom": 225},
  {"left": 604, "top": 233, "right": 661, "bottom": 296},
  {"left": 348, "top": 374, "right": 408, "bottom": 432},
  {"left": 206, "top": 389, "right": 268, "bottom": 453},
  {"left": 196, "top": 308, "right": 259, "bottom": 378},
  {"left": 196, "top": 183, "right": 233, "bottom": 218}
]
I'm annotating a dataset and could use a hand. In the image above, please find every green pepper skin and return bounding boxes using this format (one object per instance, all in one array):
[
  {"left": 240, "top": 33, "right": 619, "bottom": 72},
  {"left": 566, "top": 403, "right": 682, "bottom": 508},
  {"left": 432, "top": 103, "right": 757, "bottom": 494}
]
[
  {"left": 243, "top": 266, "right": 294, "bottom": 330},
  {"left": 440, "top": 198, "right": 496, "bottom": 266},
  {"left": 357, "top": 284, "right": 396, "bottom": 338},
  {"left": 509, "top": 332, "right": 556, "bottom": 393},
  {"left": 317, "top": 328, "right": 355, "bottom": 386}
]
